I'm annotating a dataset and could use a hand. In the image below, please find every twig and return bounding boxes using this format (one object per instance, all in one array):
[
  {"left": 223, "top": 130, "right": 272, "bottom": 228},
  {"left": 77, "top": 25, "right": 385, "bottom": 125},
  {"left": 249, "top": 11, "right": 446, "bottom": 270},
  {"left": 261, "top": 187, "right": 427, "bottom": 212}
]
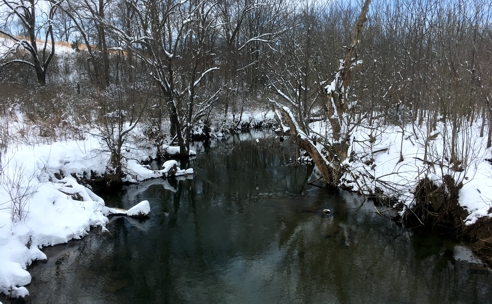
[
  {"left": 307, "top": 176, "right": 323, "bottom": 186},
  {"left": 374, "top": 205, "right": 393, "bottom": 219},
  {"left": 406, "top": 205, "right": 426, "bottom": 228}
]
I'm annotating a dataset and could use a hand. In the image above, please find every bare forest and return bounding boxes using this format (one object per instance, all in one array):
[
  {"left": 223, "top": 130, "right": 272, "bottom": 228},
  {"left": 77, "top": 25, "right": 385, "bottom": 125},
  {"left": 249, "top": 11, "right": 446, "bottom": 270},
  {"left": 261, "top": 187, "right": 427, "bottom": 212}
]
[
  {"left": 1, "top": 0, "right": 492, "bottom": 203},
  {"left": 6, "top": 1, "right": 492, "bottom": 299}
]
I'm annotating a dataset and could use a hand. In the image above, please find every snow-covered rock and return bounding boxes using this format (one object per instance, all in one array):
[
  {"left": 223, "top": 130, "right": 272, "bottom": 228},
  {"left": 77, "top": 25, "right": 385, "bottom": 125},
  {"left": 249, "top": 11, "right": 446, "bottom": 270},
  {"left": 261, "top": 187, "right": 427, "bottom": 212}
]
[
  {"left": 104, "top": 200, "right": 151, "bottom": 218},
  {"left": 163, "top": 145, "right": 197, "bottom": 156}
]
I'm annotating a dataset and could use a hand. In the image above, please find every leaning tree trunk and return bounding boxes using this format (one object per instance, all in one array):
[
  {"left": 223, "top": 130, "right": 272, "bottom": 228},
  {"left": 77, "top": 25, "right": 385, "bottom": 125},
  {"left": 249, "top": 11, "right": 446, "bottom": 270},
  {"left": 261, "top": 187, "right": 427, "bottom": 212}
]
[
  {"left": 278, "top": 107, "right": 339, "bottom": 184},
  {"left": 276, "top": 0, "right": 371, "bottom": 185}
]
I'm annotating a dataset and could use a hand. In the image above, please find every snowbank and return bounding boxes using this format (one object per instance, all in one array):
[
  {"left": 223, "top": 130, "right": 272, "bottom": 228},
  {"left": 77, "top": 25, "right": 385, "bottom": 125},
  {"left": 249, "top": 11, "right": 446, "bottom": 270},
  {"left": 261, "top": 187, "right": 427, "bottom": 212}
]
[
  {"left": 0, "top": 134, "right": 194, "bottom": 297},
  {"left": 309, "top": 119, "right": 492, "bottom": 225},
  {"left": 0, "top": 175, "right": 108, "bottom": 298},
  {"left": 163, "top": 145, "right": 197, "bottom": 156},
  {"left": 0, "top": 138, "right": 113, "bottom": 297}
]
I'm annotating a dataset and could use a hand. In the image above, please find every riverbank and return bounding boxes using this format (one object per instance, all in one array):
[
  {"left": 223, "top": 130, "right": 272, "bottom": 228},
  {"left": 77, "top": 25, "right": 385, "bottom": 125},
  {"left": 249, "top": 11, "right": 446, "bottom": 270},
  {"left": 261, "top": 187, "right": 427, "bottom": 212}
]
[
  {"left": 1, "top": 110, "right": 492, "bottom": 298},
  {"left": 303, "top": 118, "right": 492, "bottom": 265},
  {"left": 0, "top": 137, "right": 163, "bottom": 298},
  {"left": 0, "top": 110, "right": 276, "bottom": 298},
  {"left": 3, "top": 130, "right": 492, "bottom": 303}
]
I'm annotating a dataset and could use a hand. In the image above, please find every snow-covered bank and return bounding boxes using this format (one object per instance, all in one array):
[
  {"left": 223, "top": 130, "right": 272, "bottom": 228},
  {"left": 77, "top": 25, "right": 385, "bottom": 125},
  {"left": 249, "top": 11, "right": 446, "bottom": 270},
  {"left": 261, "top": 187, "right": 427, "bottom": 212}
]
[
  {"left": 0, "top": 136, "right": 189, "bottom": 298},
  {"left": 192, "top": 108, "right": 277, "bottom": 139},
  {"left": 0, "top": 176, "right": 107, "bottom": 298},
  {"left": 307, "top": 118, "right": 492, "bottom": 226},
  {"left": 0, "top": 107, "right": 275, "bottom": 297}
]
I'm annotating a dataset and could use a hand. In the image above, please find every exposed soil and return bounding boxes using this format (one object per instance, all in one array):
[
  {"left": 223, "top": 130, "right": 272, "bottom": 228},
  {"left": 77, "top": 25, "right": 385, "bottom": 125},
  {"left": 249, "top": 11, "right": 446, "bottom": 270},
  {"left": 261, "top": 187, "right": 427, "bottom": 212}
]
[
  {"left": 463, "top": 218, "right": 492, "bottom": 267},
  {"left": 403, "top": 175, "right": 492, "bottom": 267}
]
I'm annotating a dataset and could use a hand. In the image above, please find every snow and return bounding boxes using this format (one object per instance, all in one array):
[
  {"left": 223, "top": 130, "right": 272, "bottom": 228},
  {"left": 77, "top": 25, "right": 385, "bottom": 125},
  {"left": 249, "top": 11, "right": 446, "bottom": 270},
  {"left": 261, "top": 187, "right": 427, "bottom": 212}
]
[
  {"left": 0, "top": 36, "right": 75, "bottom": 58},
  {"left": 164, "top": 145, "right": 197, "bottom": 156},
  {"left": 461, "top": 166, "right": 492, "bottom": 225},
  {"left": 1, "top": 102, "right": 492, "bottom": 298},
  {"left": 0, "top": 128, "right": 194, "bottom": 297},
  {"left": 0, "top": 173, "right": 108, "bottom": 297},
  {"left": 162, "top": 159, "right": 178, "bottom": 172},
  {"left": 125, "top": 200, "right": 151, "bottom": 217},
  {"left": 453, "top": 245, "right": 484, "bottom": 265},
  {"left": 157, "top": 159, "right": 194, "bottom": 178},
  {"left": 309, "top": 117, "right": 492, "bottom": 226},
  {"left": 0, "top": 36, "right": 17, "bottom": 56},
  {"left": 104, "top": 200, "right": 150, "bottom": 217}
]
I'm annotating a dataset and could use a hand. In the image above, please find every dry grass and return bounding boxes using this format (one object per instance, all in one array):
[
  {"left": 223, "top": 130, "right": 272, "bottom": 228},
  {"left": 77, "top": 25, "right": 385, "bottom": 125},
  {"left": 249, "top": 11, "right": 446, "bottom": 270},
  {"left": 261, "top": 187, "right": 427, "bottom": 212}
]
[
  {"left": 0, "top": 34, "right": 132, "bottom": 56},
  {"left": 0, "top": 33, "right": 92, "bottom": 51}
]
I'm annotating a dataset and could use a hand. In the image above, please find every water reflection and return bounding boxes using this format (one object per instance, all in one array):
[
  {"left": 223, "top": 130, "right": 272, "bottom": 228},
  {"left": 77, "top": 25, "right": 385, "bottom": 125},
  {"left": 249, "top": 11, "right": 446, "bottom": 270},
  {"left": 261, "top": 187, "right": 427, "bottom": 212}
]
[{"left": 4, "top": 132, "right": 492, "bottom": 303}]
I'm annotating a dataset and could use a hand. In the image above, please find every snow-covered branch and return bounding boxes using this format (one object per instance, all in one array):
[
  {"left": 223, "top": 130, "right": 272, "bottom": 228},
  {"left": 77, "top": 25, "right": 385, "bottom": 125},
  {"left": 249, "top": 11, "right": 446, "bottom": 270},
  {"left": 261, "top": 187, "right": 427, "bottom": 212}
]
[{"left": 193, "top": 67, "right": 219, "bottom": 88}]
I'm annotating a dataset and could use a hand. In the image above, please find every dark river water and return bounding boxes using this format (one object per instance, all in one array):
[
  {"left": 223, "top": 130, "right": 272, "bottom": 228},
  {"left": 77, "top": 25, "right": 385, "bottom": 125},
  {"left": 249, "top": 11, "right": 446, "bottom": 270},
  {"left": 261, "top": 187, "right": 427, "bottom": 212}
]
[{"left": 3, "top": 132, "right": 492, "bottom": 303}]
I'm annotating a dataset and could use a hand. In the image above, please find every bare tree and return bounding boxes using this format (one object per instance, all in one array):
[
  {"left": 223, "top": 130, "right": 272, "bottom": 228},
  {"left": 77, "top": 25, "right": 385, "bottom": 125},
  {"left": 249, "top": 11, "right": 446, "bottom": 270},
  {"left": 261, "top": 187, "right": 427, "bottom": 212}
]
[
  {"left": 52, "top": 6, "right": 75, "bottom": 42},
  {"left": 271, "top": 0, "right": 371, "bottom": 184},
  {"left": 60, "top": 0, "right": 112, "bottom": 87},
  {"left": 100, "top": 0, "right": 223, "bottom": 156},
  {"left": 268, "top": 0, "right": 333, "bottom": 134},
  {"left": 0, "top": 0, "right": 64, "bottom": 85},
  {"left": 91, "top": 83, "right": 149, "bottom": 185}
]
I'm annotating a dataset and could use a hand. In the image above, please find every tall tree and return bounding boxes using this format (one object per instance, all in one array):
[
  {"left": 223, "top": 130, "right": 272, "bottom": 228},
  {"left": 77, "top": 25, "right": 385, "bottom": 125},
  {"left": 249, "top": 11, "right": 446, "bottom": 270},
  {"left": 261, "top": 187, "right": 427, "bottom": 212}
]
[{"left": 216, "top": 0, "right": 284, "bottom": 117}]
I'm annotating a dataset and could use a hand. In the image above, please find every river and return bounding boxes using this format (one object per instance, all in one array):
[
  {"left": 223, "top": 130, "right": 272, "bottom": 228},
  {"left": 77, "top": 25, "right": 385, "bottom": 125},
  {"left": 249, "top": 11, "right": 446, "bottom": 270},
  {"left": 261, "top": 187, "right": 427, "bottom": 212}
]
[{"left": 3, "top": 131, "right": 492, "bottom": 303}]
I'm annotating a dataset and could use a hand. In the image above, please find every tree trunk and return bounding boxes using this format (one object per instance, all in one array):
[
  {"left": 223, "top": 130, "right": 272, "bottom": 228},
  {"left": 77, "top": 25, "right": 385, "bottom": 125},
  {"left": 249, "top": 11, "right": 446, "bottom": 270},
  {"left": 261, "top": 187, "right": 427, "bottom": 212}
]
[
  {"left": 487, "top": 109, "right": 492, "bottom": 149},
  {"left": 98, "top": 0, "right": 110, "bottom": 87},
  {"left": 169, "top": 98, "right": 188, "bottom": 156},
  {"left": 326, "top": 0, "right": 371, "bottom": 149},
  {"left": 279, "top": 107, "right": 338, "bottom": 184},
  {"left": 35, "top": 66, "right": 47, "bottom": 86}
]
